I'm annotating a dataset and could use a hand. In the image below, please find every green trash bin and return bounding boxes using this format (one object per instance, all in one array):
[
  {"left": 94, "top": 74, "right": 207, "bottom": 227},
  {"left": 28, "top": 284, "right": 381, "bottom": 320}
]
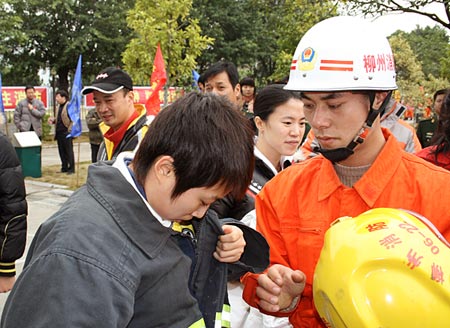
[{"left": 12, "top": 131, "right": 42, "bottom": 178}]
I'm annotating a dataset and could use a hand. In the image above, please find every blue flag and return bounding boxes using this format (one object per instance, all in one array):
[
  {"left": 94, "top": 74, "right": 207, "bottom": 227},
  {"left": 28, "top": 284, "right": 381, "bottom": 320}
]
[
  {"left": 192, "top": 69, "right": 200, "bottom": 90},
  {"left": 67, "top": 55, "right": 82, "bottom": 138},
  {"left": 0, "top": 73, "right": 5, "bottom": 124}
]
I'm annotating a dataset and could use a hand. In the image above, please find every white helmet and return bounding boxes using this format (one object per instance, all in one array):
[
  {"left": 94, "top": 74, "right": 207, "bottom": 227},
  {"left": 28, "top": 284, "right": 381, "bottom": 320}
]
[{"left": 285, "top": 16, "right": 397, "bottom": 92}]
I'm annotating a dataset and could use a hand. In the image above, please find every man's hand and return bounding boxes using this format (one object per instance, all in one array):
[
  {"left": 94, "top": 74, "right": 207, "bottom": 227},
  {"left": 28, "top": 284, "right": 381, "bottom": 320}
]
[
  {"left": 0, "top": 276, "right": 16, "bottom": 293},
  {"left": 256, "top": 264, "right": 306, "bottom": 312},
  {"left": 213, "top": 225, "right": 245, "bottom": 263}
]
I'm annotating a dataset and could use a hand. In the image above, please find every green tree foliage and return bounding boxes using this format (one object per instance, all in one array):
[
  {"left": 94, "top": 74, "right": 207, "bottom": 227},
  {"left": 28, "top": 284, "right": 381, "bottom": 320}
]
[
  {"left": 342, "top": 1, "right": 450, "bottom": 30},
  {"left": 0, "top": 0, "right": 27, "bottom": 66},
  {"left": 388, "top": 34, "right": 425, "bottom": 105},
  {"left": 439, "top": 46, "right": 450, "bottom": 78},
  {"left": 392, "top": 26, "right": 449, "bottom": 79},
  {"left": 191, "top": 0, "right": 268, "bottom": 74},
  {"left": 389, "top": 34, "right": 448, "bottom": 109},
  {"left": 269, "top": 0, "right": 338, "bottom": 82},
  {"left": 0, "top": 0, "right": 134, "bottom": 89},
  {"left": 192, "top": 0, "right": 338, "bottom": 84},
  {"left": 342, "top": 1, "right": 450, "bottom": 108},
  {"left": 123, "top": 0, "right": 213, "bottom": 86}
]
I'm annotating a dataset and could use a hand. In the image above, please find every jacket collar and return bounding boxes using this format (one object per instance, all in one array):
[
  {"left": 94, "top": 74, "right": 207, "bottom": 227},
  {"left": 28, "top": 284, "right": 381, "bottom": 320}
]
[
  {"left": 86, "top": 158, "right": 172, "bottom": 259},
  {"left": 317, "top": 128, "right": 402, "bottom": 207}
]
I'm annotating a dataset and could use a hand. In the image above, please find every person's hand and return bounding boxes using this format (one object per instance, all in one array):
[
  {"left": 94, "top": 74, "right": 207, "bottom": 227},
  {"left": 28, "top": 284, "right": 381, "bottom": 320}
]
[
  {"left": 213, "top": 225, "right": 245, "bottom": 263},
  {"left": 48, "top": 117, "right": 55, "bottom": 124},
  {"left": 0, "top": 276, "right": 16, "bottom": 293},
  {"left": 256, "top": 264, "right": 306, "bottom": 312},
  {"left": 27, "top": 103, "right": 33, "bottom": 111}
]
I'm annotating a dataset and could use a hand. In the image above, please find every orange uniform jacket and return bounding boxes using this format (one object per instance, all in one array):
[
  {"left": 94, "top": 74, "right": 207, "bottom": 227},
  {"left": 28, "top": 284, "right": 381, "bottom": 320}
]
[{"left": 242, "top": 129, "right": 450, "bottom": 328}]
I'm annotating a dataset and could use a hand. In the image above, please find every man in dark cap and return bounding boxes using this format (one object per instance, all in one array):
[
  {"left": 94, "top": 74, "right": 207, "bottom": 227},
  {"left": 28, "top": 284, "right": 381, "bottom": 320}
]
[{"left": 82, "top": 67, "right": 149, "bottom": 161}]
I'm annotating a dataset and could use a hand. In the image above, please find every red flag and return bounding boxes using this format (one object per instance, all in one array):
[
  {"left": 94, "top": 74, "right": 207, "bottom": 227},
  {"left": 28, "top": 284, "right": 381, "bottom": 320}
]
[{"left": 145, "top": 44, "right": 167, "bottom": 116}]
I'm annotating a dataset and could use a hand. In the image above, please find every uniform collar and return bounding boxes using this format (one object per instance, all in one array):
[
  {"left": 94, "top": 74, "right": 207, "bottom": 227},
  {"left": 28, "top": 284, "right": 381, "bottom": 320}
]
[
  {"left": 254, "top": 146, "right": 292, "bottom": 176},
  {"left": 317, "top": 128, "right": 402, "bottom": 207},
  {"left": 86, "top": 160, "right": 174, "bottom": 259}
]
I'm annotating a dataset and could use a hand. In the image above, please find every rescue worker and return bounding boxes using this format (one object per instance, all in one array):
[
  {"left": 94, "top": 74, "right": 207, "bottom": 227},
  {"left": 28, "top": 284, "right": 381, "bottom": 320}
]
[
  {"left": 242, "top": 16, "right": 450, "bottom": 327},
  {"left": 301, "top": 97, "right": 422, "bottom": 157}
]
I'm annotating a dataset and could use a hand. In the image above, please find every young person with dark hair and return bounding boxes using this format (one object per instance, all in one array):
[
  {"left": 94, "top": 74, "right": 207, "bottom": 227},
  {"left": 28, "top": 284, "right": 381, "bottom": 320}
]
[
  {"left": 227, "top": 85, "right": 306, "bottom": 327},
  {"left": 416, "top": 90, "right": 450, "bottom": 170},
  {"left": 1, "top": 92, "right": 268, "bottom": 328},
  {"left": 240, "top": 77, "right": 256, "bottom": 113},
  {"left": 416, "top": 88, "right": 449, "bottom": 147},
  {"left": 48, "top": 89, "right": 75, "bottom": 173}
]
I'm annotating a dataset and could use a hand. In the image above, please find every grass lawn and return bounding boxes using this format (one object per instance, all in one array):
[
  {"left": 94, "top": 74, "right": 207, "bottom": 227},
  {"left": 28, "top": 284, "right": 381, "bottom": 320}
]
[
  {"left": 27, "top": 133, "right": 92, "bottom": 190},
  {"left": 26, "top": 161, "right": 91, "bottom": 190}
]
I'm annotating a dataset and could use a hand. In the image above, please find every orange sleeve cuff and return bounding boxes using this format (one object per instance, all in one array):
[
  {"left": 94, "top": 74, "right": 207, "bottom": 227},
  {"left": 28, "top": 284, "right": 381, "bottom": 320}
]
[
  {"left": 241, "top": 272, "right": 297, "bottom": 317},
  {"left": 241, "top": 272, "right": 260, "bottom": 308}
]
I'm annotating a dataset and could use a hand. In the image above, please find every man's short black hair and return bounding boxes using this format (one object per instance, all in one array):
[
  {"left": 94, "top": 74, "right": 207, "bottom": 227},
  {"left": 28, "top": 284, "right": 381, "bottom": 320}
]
[
  {"left": 55, "top": 89, "right": 69, "bottom": 99},
  {"left": 202, "top": 61, "right": 239, "bottom": 88},
  {"left": 434, "top": 88, "right": 449, "bottom": 102}
]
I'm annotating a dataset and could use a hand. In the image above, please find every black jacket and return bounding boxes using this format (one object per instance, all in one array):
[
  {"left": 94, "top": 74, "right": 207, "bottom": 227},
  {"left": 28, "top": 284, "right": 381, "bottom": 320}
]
[
  {"left": 2, "top": 162, "right": 204, "bottom": 327},
  {"left": 178, "top": 213, "right": 269, "bottom": 328},
  {"left": 97, "top": 114, "right": 148, "bottom": 161},
  {"left": 0, "top": 132, "right": 27, "bottom": 276}
]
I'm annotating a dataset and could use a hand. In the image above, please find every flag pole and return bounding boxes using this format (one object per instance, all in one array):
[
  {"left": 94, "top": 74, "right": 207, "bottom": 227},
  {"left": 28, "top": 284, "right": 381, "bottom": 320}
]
[{"left": 75, "top": 138, "right": 81, "bottom": 187}]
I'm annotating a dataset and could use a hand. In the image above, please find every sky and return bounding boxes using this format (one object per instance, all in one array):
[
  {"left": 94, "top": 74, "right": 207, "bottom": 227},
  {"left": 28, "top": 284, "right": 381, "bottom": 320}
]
[{"left": 367, "top": 2, "right": 449, "bottom": 37}]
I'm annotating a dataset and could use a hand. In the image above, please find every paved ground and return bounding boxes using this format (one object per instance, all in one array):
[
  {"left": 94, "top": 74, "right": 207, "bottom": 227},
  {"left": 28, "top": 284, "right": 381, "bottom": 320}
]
[{"left": 0, "top": 142, "right": 91, "bottom": 314}]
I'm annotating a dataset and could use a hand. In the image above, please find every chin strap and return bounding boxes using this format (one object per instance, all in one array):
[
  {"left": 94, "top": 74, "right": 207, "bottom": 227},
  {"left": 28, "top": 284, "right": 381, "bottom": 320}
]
[{"left": 314, "top": 91, "right": 393, "bottom": 163}]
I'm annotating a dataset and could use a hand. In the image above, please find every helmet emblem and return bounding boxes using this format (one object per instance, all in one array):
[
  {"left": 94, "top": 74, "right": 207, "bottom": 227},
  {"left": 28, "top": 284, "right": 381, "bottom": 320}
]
[{"left": 297, "top": 47, "right": 317, "bottom": 71}]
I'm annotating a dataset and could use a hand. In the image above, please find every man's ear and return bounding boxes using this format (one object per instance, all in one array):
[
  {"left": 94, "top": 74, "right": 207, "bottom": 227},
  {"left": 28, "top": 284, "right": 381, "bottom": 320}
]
[
  {"left": 154, "top": 155, "right": 175, "bottom": 178},
  {"left": 127, "top": 90, "right": 135, "bottom": 104},
  {"left": 373, "top": 91, "right": 390, "bottom": 110},
  {"left": 235, "top": 83, "right": 241, "bottom": 99}
]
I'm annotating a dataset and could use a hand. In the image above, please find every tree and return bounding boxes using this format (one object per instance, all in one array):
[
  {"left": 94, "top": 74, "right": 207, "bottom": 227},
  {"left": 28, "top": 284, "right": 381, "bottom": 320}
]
[
  {"left": 0, "top": 0, "right": 134, "bottom": 89},
  {"left": 391, "top": 25, "right": 449, "bottom": 79},
  {"left": 269, "top": 0, "right": 339, "bottom": 82},
  {"left": 388, "top": 33, "right": 448, "bottom": 111},
  {"left": 439, "top": 46, "right": 450, "bottom": 78},
  {"left": 0, "top": 0, "right": 27, "bottom": 71},
  {"left": 191, "top": 0, "right": 269, "bottom": 75},
  {"left": 123, "top": 0, "right": 213, "bottom": 87},
  {"left": 192, "top": 0, "right": 338, "bottom": 84},
  {"left": 388, "top": 33, "right": 425, "bottom": 106},
  {"left": 342, "top": 1, "right": 450, "bottom": 30}
]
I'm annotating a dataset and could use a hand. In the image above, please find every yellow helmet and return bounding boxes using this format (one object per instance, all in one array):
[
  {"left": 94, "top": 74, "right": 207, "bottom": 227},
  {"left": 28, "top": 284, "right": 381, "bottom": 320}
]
[{"left": 313, "top": 208, "right": 450, "bottom": 328}]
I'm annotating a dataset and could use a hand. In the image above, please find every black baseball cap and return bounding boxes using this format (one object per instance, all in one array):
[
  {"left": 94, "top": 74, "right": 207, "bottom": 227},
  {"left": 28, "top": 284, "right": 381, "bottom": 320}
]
[{"left": 82, "top": 67, "right": 133, "bottom": 95}]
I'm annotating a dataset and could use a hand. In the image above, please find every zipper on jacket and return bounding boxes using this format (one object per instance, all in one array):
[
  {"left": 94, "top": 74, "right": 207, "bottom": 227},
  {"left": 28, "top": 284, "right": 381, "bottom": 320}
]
[{"left": 180, "top": 227, "right": 197, "bottom": 245}]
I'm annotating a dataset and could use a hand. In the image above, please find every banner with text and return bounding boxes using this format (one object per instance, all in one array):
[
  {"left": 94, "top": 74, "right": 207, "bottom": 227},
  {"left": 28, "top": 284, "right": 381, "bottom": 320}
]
[
  {"left": 84, "top": 86, "right": 184, "bottom": 108},
  {"left": 1, "top": 87, "right": 49, "bottom": 110}
]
